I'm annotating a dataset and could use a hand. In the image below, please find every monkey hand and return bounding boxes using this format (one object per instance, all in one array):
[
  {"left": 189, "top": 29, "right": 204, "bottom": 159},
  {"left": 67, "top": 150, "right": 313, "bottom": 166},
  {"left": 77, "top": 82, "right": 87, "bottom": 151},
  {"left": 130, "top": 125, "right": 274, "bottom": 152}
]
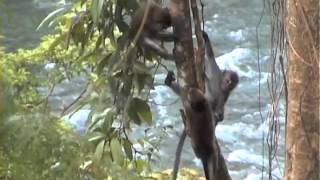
[
  {"left": 165, "top": 71, "right": 176, "bottom": 86},
  {"left": 202, "top": 31, "right": 209, "bottom": 41}
]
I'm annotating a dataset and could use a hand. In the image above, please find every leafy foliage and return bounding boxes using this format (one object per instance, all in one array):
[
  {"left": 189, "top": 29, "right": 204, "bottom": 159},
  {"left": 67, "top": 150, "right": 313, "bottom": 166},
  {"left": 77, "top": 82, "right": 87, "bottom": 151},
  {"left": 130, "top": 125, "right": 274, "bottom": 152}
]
[{"left": 0, "top": 0, "right": 173, "bottom": 179}]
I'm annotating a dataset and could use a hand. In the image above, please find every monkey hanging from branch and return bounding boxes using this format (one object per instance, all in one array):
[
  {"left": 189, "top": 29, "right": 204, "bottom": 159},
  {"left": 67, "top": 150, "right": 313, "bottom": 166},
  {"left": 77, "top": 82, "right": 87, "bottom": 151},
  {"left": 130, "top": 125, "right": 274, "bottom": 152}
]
[{"left": 165, "top": 31, "right": 238, "bottom": 180}]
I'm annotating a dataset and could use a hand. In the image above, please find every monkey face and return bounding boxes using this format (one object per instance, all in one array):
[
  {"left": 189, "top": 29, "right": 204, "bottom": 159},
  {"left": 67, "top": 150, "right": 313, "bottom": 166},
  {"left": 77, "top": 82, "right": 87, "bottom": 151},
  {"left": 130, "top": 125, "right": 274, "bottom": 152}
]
[{"left": 221, "top": 70, "right": 239, "bottom": 92}]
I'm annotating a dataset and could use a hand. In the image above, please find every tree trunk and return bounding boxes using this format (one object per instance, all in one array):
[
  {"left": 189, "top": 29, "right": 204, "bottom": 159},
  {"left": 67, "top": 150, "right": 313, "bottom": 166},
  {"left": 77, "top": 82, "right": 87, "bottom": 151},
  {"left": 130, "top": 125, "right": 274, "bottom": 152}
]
[
  {"left": 285, "top": 0, "right": 319, "bottom": 179},
  {"left": 170, "top": 0, "right": 231, "bottom": 179}
]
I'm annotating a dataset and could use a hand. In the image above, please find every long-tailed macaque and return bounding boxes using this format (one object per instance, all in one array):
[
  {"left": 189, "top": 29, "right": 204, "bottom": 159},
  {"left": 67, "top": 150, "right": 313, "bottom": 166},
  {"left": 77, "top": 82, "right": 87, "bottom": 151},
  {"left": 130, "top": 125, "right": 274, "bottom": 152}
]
[
  {"left": 128, "top": 0, "right": 175, "bottom": 59},
  {"left": 165, "top": 72, "right": 216, "bottom": 180},
  {"left": 165, "top": 31, "right": 239, "bottom": 180}
]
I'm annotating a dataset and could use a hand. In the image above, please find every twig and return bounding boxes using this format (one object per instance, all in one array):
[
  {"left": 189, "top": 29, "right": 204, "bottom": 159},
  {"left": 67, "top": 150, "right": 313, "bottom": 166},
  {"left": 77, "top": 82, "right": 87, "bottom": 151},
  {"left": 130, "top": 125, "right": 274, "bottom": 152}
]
[{"left": 60, "top": 82, "right": 89, "bottom": 116}]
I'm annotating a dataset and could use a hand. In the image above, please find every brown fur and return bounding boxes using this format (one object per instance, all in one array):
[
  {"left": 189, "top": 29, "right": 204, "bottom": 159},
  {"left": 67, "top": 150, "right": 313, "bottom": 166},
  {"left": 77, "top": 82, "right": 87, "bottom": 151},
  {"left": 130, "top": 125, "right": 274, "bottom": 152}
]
[
  {"left": 128, "top": 1, "right": 174, "bottom": 60},
  {"left": 184, "top": 88, "right": 215, "bottom": 180},
  {"left": 129, "top": 1, "right": 171, "bottom": 39}
]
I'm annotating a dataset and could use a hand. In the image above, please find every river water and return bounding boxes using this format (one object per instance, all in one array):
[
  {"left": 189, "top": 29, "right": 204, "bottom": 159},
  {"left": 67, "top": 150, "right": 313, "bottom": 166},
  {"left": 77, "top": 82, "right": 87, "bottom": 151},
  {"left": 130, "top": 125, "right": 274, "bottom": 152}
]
[{"left": 1, "top": 0, "right": 285, "bottom": 179}]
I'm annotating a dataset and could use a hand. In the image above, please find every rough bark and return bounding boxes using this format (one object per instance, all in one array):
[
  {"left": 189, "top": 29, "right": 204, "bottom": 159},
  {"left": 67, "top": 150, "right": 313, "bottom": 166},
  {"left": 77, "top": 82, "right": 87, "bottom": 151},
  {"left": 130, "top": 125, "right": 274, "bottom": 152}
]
[
  {"left": 190, "top": 0, "right": 205, "bottom": 91},
  {"left": 170, "top": 0, "right": 197, "bottom": 92},
  {"left": 285, "top": 0, "right": 319, "bottom": 179}
]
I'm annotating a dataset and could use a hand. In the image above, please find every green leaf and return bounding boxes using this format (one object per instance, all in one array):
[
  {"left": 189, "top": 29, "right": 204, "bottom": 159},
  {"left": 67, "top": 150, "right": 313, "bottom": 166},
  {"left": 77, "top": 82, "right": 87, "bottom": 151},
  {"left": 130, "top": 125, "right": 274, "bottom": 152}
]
[
  {"left": 110, "top": 138, "right": 124, "bottom": 166},
  {"left": 110, "top": 50, "right": 123, "bottom": 72},
  {"left": 135, "top": 159, "right": 147, "bottom": 173},
  {"left": 94, "top": 140, "right": 105, "bottom": 163},
  {"left": 101, "top": 109, "right": 114, "bottom": 133},
  {"left": 87, "top": 108, "right": 113, "bottom": 132},
  {"left": 37, "top": 7, "right": 66, "bottom": 30},
  {"left": 88, "top": 132, "right": 106, "bottom": 142},
  {"left": 123, "top": 140, "right": 133, "bottom": 161},
  {"left": 134, "top": 73, "right": 153, "bottom": 92},
  {"left": 91, "top": 0, "right": 104, "bottom": 24},
  {"left": 127, "top": 100, "right": 141, "bottom": 125},
  {"left": 127, "top": 98, "right": 152, "bottom": 125},
  {"left": 95, "top": 35, "right": 103, "bottom": 50},
  {"left": 71, "top": 17, "right": 86, "bottom": 45},
  {"left": 97, "top": 53, "right": 112, "bottom": 75}
]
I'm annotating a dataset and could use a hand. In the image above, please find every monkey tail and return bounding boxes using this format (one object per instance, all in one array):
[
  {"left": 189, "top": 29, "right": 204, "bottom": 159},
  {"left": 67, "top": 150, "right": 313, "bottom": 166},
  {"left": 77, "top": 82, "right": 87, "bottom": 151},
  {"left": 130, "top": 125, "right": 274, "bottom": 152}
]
[
  {"left": 202, "top": 31, "right": 215, "bottom": 59},
  {"left": 201, "top": 154, "right": 216, "bottom": 180},
  {"left": 207, "top": 154, "right": 215, "bottom": 180},
  {"left": 172, "top": 130, "right": 187, "bottom": 180},
  {"left": 201, "top": 157, "right": 210, "bottom": 180}
]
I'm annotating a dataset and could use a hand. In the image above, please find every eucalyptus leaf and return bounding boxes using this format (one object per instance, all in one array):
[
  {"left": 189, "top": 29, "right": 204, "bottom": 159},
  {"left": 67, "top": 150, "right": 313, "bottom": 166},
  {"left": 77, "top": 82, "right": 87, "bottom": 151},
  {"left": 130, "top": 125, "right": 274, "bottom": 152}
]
[
  {"left": 95, "top": 35, "right": 103, "bottom": 50},
  {"left": 135, "top": 159, "right": 147, "bottom": 173},
  {"left": 110, "top": 138, "right": 124, "bottom": 166},
  {"left": 94, "top": 140, "right": 105, "bottom": 163},
  {"left": 87, "top": 108, "right": 113, "bottom": 132},
  {"left": 127, "top": 100, "right": 141, "bottom": 125},
  {"left": 134, "top": 73, "right": 153, "bottom": 92},
  {"left": 37, "top": 7, "right": 66, "bottom": 30},
  {"left": 91, "top": 0, "right": 104, "bottom": 24},
  {"left": 123, "top": 140, "right": 133, "bottom": 161},
  {"left": 71, "top": 17, "right": 86, "bottom": 45},
  {"left": 88, "top": 132, "right": 106, "bottom": 142},
  {"left": 97, "top": 53, "right": 112, "bottom": 75},
  {"left": 127, "top": 98, "right": 152, "bottom": 125},
  {"left": 137, "top": 110, "right": 152, "bottom": 125}
]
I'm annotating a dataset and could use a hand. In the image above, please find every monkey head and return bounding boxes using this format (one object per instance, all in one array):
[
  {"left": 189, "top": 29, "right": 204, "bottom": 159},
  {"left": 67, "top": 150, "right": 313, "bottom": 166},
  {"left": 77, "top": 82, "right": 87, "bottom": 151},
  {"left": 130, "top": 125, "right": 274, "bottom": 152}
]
[
  {"left": 212, "top": 70, "right": 238, "bottom": 123},
  {"left": 129, "top": 1, "right": 172, "bottom": 38},
  {"left": 151, "top": 7, "right": 171, "bottom": 29},
  {"left": 221, "top": 70, "right": 239, "bottom": 93}
]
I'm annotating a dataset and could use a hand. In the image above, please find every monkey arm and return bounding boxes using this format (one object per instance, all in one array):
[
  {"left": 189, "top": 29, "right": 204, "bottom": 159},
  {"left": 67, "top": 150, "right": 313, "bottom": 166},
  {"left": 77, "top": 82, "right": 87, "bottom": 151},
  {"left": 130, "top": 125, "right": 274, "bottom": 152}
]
[
  {"left": 155, "top": 31, "right": 176, "bottom": 42},
  {"left": 202, "top": 31, "right": 222, "bottom": 82},
  {"left": 142, "top": 37, "right": 174, "bottom": 60},
  {"left": 202, "top": 31, "right": 215, "bottom": 58}
]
